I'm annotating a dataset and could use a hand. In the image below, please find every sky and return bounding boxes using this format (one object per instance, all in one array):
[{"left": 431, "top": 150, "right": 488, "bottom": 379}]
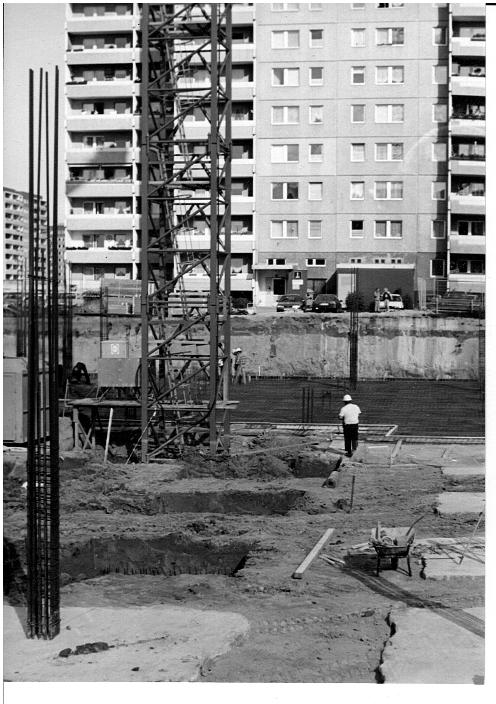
[{"left": 3, "top": 2, "right": 66, "bottom": 215}]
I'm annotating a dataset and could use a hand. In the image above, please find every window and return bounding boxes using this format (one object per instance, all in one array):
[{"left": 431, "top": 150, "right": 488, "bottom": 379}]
[
  {"left": 309, "top": 3, "right": 323, "bottom": 9},
  {"left": 308, "top": 220, "right": 322, "bottom": 238},
  {"left": 376, "top": 27, "right": 404, "bottom": 45},
  {"left": 351, "top": 143, "right": 365, "bottom": 161},
  {"left": 309, "top": 67, "right": 324, "bottom": 86},
  {"left": 374, "top": 220, "right": 403, "bottom": 238},
  {"left": 271, "top": 3, "right": 300, "bottom": 9},
  {"left": 375, "top": 142, "right": 403, "bottom": 161},
  {"left": 272, "top": 68, "right": 300, "bottom": 86},
  {"left": 377, "top": 3, "right": 404, "bottom": 6},
  {"left": 351, "top": 28, "right": 366, "bottom": 47},
  {"left": 433, "top": 27, "right": 447, "bottom": 45},
  {"left": 433, "top": 103, "right": 448, "bottom": 123},
  {"left": 271, "top": 144, "right": 299, "bottom": 162},
  {"left": 309, "top": 143, "right": 323, "bottom": 162},
  {"left": 456, "top": 220, "right": 485, "bottom": 237},
  {"left": 375, "top": 181, "right": 403, "bottom": 199},
  {"left": 306, "top": 258, "right": 326, "bottom": 266},
  {"left": 350, "top": 181, "right": 365, "bottom": 200},
  {"left": 271, "top": 182, "right": 299, "bottom": 200},
  {"left": 267, "top": 258, "right": 286, "bottom": 265},
  {"left": 308, "top": 182, "right": 323, "bottom": 200},
  {"left": 351, "top": 104, "right": 365, "bottom": 122},
  {"left": 271, "top": 220, "right": 299, "bottom": 238},
  {"left": 431, "top": 220, "right": 446, "bottom": 239},
  {"left": 374, "top": 258, "right": 386, "bottom": 264},
  {"left": 375, "top": 104, "right": 404, "bottom": 122},
  {"left": 271, "top": 106, "right": 300, "bottom": 124},
  {"left": 432, "top": 182, "right": 447, "bottom": 200},
  {"left": 433, "top": 65, "right": 448, "bottom": 84},
  {"left": 309, "top": 29, "right": 324, "bottom": 47},
  {"left": 450, "top": 259, "right": 485, "bottom": 275},
  {"left": 430, "top": 259, "right": 446, "bottom": 278},
  {"left": 351, "top": 66, "right": 365, "bottom": 84},
  {"left": 271, "top": 30, "right": 300, "bottom": 48},
  {"left": 350, "top": 220, "right": 364, "bottom": 238},
  {"left": 432, "top": 142, "right": 447, "bottom": 161},
  {"left": 309, "top": 105, "right": 324, "bottom": 123},
  {"left": 350, "top": 258, "right": 362, "bottom": 264},
  {"left": 391, "top": 258, "right": 403, "bottom": 264},
  {"left": 376, "top": 65, "right": 404, "bottom": 84}
]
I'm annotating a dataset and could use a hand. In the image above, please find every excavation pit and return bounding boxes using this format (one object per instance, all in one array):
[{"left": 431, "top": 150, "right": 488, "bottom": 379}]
[
  {"left": 59, "top": 534, "right": 256, "bottom": 583},
  {"left": 130, "top": 488, "right": 308, "bottom": 516}
]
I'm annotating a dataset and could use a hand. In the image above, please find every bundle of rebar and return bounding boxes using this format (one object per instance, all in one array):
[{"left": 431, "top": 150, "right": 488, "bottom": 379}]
[{"left": 26, "top": 66, "right": 61, "bottom": 639}]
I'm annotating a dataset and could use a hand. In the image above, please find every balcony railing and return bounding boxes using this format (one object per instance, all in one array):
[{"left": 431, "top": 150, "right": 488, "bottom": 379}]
[
  {"left": 451, "top": 110, "right": 485, "bottom": 120},
  {"left": 451, "top": 153, "right": 485, "bottom": 160}
]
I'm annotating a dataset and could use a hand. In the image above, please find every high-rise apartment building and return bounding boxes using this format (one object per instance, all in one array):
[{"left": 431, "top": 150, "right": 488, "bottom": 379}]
[
  {"left": 447, "top": 3, "right": 485, "bottom": 292},
  {"left": 3, "top": 187, "right": 48, "bottom": 293},
  {"left": 64, "top": 2, "right": 485, "bottom": 303}
]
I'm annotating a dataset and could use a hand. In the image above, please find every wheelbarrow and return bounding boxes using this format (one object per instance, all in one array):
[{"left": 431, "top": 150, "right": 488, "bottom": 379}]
[{"left": 369, "top": 525, "right": 415, "bottom": 577}]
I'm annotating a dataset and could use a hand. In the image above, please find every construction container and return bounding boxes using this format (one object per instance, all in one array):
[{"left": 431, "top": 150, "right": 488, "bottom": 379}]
[
  {"left": 97, "top": 358, "right": 140, "bottom": 388},
  {"left": 3, "top": 357, "right": 50, "bottom": 443},
  {"left": 101, "top": 340, "right": 128, "bottom": 359}
]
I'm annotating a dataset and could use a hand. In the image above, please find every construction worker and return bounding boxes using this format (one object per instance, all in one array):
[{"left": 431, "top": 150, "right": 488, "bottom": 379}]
[{"left": 338, "top": 393, "right": 361, "bottom": 458}]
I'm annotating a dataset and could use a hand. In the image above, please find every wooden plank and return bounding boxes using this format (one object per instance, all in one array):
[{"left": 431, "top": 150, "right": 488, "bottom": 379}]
[
  {"left": 292, "top": 528, "right": 335, "bottom": 580},
  {"left": 103, "top": 408, "right": 114, "bottom": 465},
  {"left": 391, "top": 439, "right": 403, "bottom": 459}
]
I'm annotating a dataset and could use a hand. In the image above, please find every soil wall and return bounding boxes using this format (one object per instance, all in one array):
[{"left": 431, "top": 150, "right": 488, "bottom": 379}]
[{"left": 3, "top": 312, "right": 482, "bottom": 379}]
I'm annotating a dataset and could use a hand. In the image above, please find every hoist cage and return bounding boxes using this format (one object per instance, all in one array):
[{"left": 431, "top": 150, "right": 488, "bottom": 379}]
[{"left": 140, "top": 3, "right": 234, "bottom": 461}]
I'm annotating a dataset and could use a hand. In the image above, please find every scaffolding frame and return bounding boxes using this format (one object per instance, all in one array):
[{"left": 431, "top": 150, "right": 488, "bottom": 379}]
[{"left": 140, "top": 4, "right": 233, "bottom": 461}]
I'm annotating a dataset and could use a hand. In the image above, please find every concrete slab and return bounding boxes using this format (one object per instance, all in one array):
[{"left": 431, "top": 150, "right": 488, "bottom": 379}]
[
  {"left": 380, "top": 606, "right": 484, "bottom": 683},
  {"left": 3, "top": 603, "right": 249, "bottom": 682},
  {"left": 416, "top": 537, "right": 485, "bottom": 580},
  {"left": 441, "top": 464, "right": 485, "bottom": 479},
  {"left": 436, "top": 492, "right": 485, "bottom": 515}
]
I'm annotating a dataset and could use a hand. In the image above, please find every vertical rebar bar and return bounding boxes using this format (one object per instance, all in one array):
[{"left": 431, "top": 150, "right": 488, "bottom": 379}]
[
  {"left": 208, "top": 3, "right": 220, "bottom": 456},
  {"left": 140, "top": 5, "right": 150, "bottom": 462},
  {"left": 49, "top": 65, "right": 61, "bottom": 637},
  {"left": 26, "top": 67, "right": 38, "bottom": 638}
]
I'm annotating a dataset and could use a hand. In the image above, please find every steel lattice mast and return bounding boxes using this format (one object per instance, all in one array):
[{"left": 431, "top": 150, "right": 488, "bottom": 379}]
[{"left": 140, "top": 4, "right": 233, "bottom": 460}]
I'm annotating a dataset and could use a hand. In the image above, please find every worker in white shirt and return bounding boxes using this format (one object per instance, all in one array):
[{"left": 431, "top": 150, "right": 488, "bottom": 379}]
[{"left": 338, "top": 393, "right": 361, "bottom": 457}]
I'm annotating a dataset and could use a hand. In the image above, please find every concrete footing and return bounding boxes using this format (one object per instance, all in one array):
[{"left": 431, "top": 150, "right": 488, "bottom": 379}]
[
  {"left": 441, "top": 464, "right": 485, "bottom": 479},
  {"left": 3, "top": 603, "right": 249, "bottom": 682},
  {"left": 380, "top": 606, "right": 484, "bottom": 683},
  {"left": 436, "top": 492, "right": 485, "bottom": 515}
]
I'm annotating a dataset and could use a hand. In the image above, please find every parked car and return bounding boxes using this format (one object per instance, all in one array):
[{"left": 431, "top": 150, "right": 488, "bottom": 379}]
[
  {"left": 276, "top": 294, "right": 305, "bottom": 312},
  {"left": 379, "top": 293, "right": 404, "bottom": 310},
  {"left": 311, "top": 294, "right": 342, "bottom": 313}
]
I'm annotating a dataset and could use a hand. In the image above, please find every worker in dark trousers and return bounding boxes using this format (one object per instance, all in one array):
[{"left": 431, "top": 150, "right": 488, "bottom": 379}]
[{"left": 338, "top": 393, "right": 361, "bottom": 457}]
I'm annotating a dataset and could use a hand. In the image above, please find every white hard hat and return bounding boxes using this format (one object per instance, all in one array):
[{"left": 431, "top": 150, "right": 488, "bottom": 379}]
[
  {"left": 233, "top": 347, "right": 242, "bottom": 353},
  {"left": 343, "top": 394, "right": 352, "bottom": 402}
]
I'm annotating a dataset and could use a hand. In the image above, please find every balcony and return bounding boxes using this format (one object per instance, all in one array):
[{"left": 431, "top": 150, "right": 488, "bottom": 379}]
[
  {"left": 66, "top": 147, "right": 139, "bottom": 164},
  {"left": 65, "top": 247, "right": 137, "bottom": 265},
  {"left": 450, "top": 158, "right": 485, "bottom": 177},
  {"left": 66, "top": 17, "right": 136, "bottom": 34},
  {"left": 451, "top": 75, "right": 485, "bottom": 97},
  {"left": 451, "top": 36, "right": 485, "bottom": 58},
  {"left": 67, "top": 49, "right": 139, "bottom": 65},
  {"left": 448, "top": 273, "right": 485, "bottom": 293},
  {"left": 66, "top": 214, "right": 140, "bottom": 231},
  {"left": 451, "top": 4, "right": 486, "bottom": 20},
  {"left": 450, "top": 194, "right": 485, "bottom": 215},
  {"left": 232, "top": 44, "right": 254, "bottom": 63},
  {"left": 66, "top": 114, "right": 139, "bottom": 131},
  {"left": 66, "top": 181, "right": 134, "bottom": 198},
  {"left": 449, "top": 235, "right": 485, "bottom": 256},
  {"left": 450, "top": 117, "right": 485, "bottom": 138},
  {"left": 66, "top": 80, "right": 138, "bottom": 99}
]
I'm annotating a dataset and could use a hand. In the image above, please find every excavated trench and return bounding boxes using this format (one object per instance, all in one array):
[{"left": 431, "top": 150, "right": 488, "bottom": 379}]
[
  {"left": 58, "top": 534, "right": 256, "bottom": 583},
  {"left": 135, "top": 489, "right": 308, "bottom": 515}
]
